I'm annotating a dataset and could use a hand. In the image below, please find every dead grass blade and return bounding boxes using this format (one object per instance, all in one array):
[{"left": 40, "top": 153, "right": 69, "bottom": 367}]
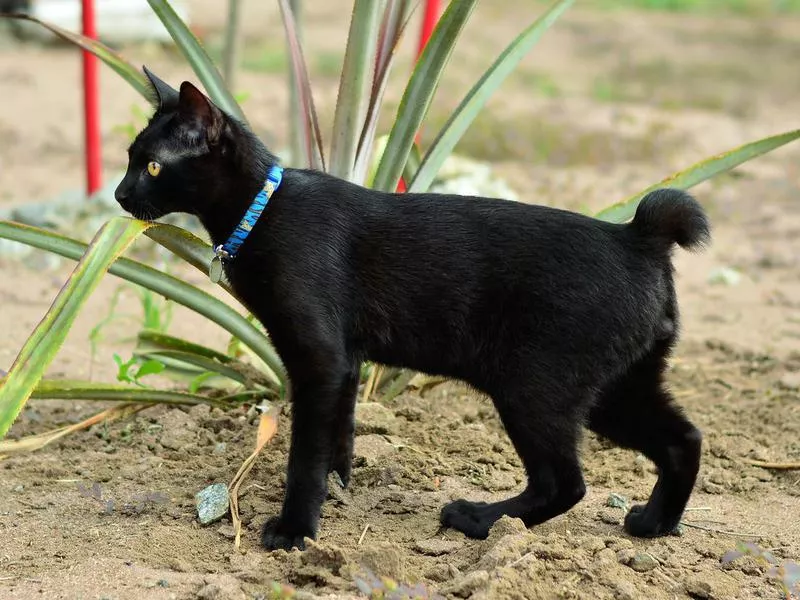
[
  {"left": 743, "top": 458, "right": 800, "bottom": 470},
  {"left": 228, "top": 407, "right": 279, "bottom": 549},
  {"left": 0, "top": 403, "right": 146, "bottom": 458}
]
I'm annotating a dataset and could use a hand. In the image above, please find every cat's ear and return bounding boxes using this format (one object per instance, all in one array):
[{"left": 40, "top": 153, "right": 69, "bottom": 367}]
[
  {"left": 177, "top": 81, "right": 225, "bottom": 145},
  {"left": 142, "top": 66, "right": 179, "bottom": 110}
]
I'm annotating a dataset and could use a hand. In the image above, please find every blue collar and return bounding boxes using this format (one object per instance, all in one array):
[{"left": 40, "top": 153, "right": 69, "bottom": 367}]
[{"left": 208, "top": 165, "right": 283, "bottom": 282}]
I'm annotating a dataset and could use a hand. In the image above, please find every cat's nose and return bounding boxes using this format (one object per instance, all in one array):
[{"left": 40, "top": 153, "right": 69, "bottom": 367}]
[{"left": 114, "top": 184, "right": 129, "bottom": 204}]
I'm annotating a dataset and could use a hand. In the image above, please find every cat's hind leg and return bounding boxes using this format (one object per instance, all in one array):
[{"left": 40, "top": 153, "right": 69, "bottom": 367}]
[
  {"left": 588, "top": 339, "right": 701, "bottom": 537},
  {"left": 440, "top": 377, "right": 589, "bottom": 539}
]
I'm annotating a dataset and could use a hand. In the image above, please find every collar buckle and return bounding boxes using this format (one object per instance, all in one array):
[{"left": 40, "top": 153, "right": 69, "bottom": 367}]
[{"left": 213, "top": 245, "right": 231, "bottom": 261}]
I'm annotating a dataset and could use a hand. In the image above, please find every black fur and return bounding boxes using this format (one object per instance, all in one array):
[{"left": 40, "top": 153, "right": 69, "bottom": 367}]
[{"left": 116, "top": 69, "right": 710, "bottom": 551}]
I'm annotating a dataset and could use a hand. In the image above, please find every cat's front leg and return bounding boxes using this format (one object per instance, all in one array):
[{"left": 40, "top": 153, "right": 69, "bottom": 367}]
[{"left": 261, "top": 359, "right": 354, "bottom": 551}]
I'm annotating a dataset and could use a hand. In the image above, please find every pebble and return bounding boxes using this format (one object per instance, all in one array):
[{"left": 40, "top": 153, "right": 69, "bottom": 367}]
[
  {"left": 606, "top": 492, "right": 629, "bottom": 509},
  {"left": 217, "top": 524, "right": 237, "bottom": 539},
  {"left": 212, "top": 442, "right": 227, "bottom": 455},
  {"left": 628, "top": 552, "right": 659, "bottom": 572},
  {"left": 355, "top": 402, "right": 399, "bottom": 435},
  {"left": 195, "top": 483, "right": 229, "bottom": 525},
  {"left": 413, "top": 539, "right": 464, "bottom": 556}
]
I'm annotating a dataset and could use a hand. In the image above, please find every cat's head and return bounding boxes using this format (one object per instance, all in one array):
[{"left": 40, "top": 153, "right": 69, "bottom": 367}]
[{"left": 115, "top": 67, "right": 231, "bottom": 221}]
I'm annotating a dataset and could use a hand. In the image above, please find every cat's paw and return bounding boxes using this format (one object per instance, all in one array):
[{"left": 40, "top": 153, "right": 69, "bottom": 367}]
[
  {"left": 261, "top": 516, "right": 312, "bottom": 551},
  {"left": 440, "top": 499, "right": 495, "bottom": 539},
  {"left": 624, "top": 504, "right": 681, "bottom": 537}
]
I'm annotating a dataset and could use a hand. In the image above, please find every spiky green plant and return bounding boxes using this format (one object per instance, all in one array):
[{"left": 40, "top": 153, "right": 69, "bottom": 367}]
[{"left": 1, "top": 0, "right": 799, "bottom": 443}]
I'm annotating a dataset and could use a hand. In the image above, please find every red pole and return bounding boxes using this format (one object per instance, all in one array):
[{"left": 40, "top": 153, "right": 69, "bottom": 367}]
[
  {"left": 417, "top": 0, "right": 441, "bottom": 57},
  {"left": 82, "top": 0, "right": 102, "bottom": 195},
  {"left": 397, "top": 0, "right": 441, "bottom": 193}
]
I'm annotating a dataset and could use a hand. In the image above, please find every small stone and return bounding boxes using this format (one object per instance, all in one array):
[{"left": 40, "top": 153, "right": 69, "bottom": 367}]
[
  {"left": 353, "top": 434, "right": 397, "bottom": 466},
  {"left": 355, "top": 402, "right": 399, "bottom": 435},
  {"left": 414, "top": 539, "right": 464, "bottom": 556},
  {"left": 12, "top": 484, "right": 23, "bottom": 493},
  {"left": 195, "top": 483, "right": 229, "bottom": 525},
  {"left": 629, "top": 552, "right": 659, "bottom": 572},
  {"left": 217, "top": 524, "right": 237, "bottom": 539},
  {"left": 212, "top": 442, "right": 227, "bottom": 455},
  {"left": 606, "top": 492, "right": 629, "bottom": 509}
]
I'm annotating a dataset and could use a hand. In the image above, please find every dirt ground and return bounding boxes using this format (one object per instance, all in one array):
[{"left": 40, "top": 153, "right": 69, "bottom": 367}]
[{"left": 1, "top": 1, "right": 800, "bottom": 599}]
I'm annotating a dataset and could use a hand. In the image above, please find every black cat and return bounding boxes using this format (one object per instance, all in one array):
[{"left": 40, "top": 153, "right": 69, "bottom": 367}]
[{"left": 116, "top": 68, "right": 710, "bottom": 551}]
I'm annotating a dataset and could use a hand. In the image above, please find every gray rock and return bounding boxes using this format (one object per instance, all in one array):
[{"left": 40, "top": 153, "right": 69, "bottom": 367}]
[
  {"left": 628, "top": 552, "right": 659, "bottom": 572},
  {"left": 217, "top": 524, "right": 236, "bottom": 539},
  {"left": 355, "top": 402, "right": 399, "bottom": 435},
  {"left": 606, "top": 492, "right": 629, "bottom": 509},
  {"left": 195, "top": 483, "right": 229, "bottom": 525}
]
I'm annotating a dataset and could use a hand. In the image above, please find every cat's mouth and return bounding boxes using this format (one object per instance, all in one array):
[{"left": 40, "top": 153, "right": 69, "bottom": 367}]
[{"left": 118, "top": 199, "right": 167, "bottom": 222}]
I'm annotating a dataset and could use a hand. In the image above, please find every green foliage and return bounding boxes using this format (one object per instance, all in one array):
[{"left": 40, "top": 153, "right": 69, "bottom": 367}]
[
  {"left": 1, "top": 0, "right": 799, "bottom": 444},
  {"left": 113, "top": 354, "right": 166, "bottom": 387}
]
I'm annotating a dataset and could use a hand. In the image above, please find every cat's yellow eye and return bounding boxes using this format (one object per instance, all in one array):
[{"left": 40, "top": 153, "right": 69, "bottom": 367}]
[{"left": 147, "top": 161, "right": 162, "bottom": 177}]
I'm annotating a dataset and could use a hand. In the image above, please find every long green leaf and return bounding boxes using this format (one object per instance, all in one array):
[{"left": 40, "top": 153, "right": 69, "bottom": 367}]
[
  {"left": 137, "top": 329, "right": 232, "bottom": 363},
  {"left": 0, "top": 218, "right": 150, "bottom": 439},
  {"left": 146, "top": 0, "right": 246, "bottom": 122},
  {"left": 353, "top": 0, "right": 417, "bottom": 183},
  {"left": 143, "top": 223, "right": 234, "bottom": 295},
  {"left": 329, "top": 0, "right": 382, "bottom": 181},
  {"left": 278, "top": 0, "right": 326, "bottom": 170},
  {"left": 409, "top": 0, "right": 574, "bottom": 193},
  {"left": 371, "top": 0, "right": 478, "bottom": 192},
  {"left": 13, "top": 378, "right": 232, "bottom": 408},
  {"left": 135, "top": 350, "right": 253, "bottom": 386},
  {"left": 596, "top": 128, "right": 800, "bottom": 223},
  {"left": 1, "top": 14, "right": 150, "bottom": 98},
  {"left": 0, "top": 220, "right": 286, "bottom": 386}
]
